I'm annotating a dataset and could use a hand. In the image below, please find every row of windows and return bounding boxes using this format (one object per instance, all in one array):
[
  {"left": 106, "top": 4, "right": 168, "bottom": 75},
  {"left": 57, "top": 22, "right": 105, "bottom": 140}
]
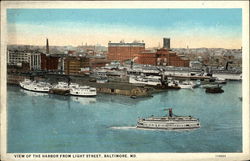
[{"left": 144, "top": 123, "right": 194, "bottom": 127}]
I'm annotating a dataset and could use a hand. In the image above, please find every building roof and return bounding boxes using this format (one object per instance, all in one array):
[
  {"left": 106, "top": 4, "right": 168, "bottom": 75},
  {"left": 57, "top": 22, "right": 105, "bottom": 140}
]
[{"left": 108, "top": 42, "right": 145, "bottom": 47}]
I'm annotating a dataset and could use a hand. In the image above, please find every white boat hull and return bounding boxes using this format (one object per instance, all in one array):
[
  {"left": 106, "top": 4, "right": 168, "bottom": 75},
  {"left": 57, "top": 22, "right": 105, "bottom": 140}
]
[
  {"left": 70, "top": 90, "right": 97, "bottom": 97},
  {"left": 137, "top": 119, "right": 200, "bottom": 130},
  {"left": 53, "top": 82, "right": 97, "bottom": 97},
  {"left": 19, "top": 80, "right": 51, "bottom": 93},
  {"left": 179, "top": 84, "right": 194, "bottom": 89}
]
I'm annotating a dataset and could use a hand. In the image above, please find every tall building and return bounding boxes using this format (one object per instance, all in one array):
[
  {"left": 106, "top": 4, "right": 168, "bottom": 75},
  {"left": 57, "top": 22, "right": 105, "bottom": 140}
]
[
  {"left": 107, "top": 41, "right": 145, "bottom": 61},
  {"left": 135, "top": 38, "right": 189, "bottom": 67},
  {"left": 40, "top": 54, "right": 59, "bottom": 71},
  {"left": 7, "top": 50, "right": 41, "bottom": 70}
]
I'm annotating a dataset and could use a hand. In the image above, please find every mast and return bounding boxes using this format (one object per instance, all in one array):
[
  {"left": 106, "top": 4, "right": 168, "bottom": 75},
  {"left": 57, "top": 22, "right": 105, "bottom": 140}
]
[{"left": 169, "top": 108, "right": 173, "bottom": 117}]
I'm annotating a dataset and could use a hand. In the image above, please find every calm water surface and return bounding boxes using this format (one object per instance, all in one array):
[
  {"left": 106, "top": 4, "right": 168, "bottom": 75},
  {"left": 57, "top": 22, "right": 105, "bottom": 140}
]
[{"left": 7, "top": 81, "right": 242, "bottom": 152}]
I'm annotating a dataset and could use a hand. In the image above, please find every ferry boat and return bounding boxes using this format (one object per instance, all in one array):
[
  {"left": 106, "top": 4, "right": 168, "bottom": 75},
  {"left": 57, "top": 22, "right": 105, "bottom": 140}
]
[
  {"left": 70, "top": 84, "right": 97, "bottom": 97},
  {"left": 136, "top": 108, "right": 200, "bottom": 130},
  {"left": 19, "top": 79, "right": 51, "bottom": 93},
  {"left": 51, "top": 82, "right": 97, "bottom": 97}
]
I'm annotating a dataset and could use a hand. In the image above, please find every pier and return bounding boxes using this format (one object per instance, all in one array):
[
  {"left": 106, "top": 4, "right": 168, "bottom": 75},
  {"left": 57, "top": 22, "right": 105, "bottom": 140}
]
[{"left": 7, "top": 73, "right": 156, "bottom": 97}]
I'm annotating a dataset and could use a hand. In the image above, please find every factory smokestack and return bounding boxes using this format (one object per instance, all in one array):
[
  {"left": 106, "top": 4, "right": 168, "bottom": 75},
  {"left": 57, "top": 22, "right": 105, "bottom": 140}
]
[
  {"left": 163, "top": 38, "right": 170, "bottom": 49},
  {"left": 46, "top": 38, "right": 49, "bottom": 55}
]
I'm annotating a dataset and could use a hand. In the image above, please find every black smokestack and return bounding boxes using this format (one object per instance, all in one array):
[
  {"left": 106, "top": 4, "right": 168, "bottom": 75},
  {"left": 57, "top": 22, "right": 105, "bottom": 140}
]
[
  {"left": 163, "top": 38, "right": 170, "bottom": 49},
  {"left": 46, "top": 38, "right": 49, "bottom": 55}
]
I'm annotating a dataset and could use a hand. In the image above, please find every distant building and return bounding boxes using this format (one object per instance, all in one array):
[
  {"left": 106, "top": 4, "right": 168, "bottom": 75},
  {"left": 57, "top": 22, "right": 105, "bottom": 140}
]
[
  {"left": 40, "top": 54, "right": 60, "bottom": 71},
  {"left": 89, "top": 58, "right": 111, "bottom": 68},
  {"left": 107, "top": 41, "right": 145, "bottom": 61},
  {"left": 107, "top": 38, "right": 189, "bottom": 67},
  {"left": 135, "top": 38, "right": 189, "bottom": 67},
  {"left": 189, "top": 61, "right": 203, "bottom": 69},
  {"left": 135, "top": 48, "right": 189, "bottom": 67},
  {"left": 157, "top": 49, "right": 189, "bottom": 67},
  {"left": 7, "top": 49, "right": 60, "bottom": 72},
  {"left": 7, "top": 50, "right": 41, "bottom": 70},
  {"left": 135, "top": 50, "right": 156, "bottom": 65},
  {"left": 64, "top": 57, "right": 90, "bottom": 75}
]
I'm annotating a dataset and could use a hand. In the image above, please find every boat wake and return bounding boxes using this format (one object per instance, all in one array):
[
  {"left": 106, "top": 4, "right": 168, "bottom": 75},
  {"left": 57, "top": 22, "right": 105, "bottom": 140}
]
[{"left": 110, "top": 126, "right": 136, "bottom": 130}]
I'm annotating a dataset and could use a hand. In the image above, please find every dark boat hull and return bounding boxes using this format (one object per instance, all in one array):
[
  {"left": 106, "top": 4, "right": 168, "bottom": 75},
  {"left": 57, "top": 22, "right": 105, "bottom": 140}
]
[{"left": 205, "top": 88, "right": 224, "bottom": 93}]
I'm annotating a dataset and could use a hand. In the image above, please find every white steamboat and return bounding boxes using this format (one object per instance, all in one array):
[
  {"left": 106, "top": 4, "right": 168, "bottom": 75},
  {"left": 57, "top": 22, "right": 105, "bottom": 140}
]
[
  {"left": 137, "top": 108, "right": 200, "bottom": 130},
  {"left": 52, "top": 82, "right": 97, "bottom": 97},
  {"left": 69, "top": 83, "right": 97, "bottom": 97},
  {"left": 19, "top": 79, "right": 51, "bottom": 93}
]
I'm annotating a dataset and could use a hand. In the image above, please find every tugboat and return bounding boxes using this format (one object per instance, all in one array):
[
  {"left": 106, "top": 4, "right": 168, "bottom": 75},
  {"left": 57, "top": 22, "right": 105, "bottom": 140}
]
[
  {"left": 205, "top": 84, "right": 224, "bottom": 93},
  {"left": 136, "top": 108, "right": 200, "bottom": 130}
]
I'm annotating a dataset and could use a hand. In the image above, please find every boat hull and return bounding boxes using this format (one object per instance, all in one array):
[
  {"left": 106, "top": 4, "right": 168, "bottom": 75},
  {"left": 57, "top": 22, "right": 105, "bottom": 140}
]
[
  {"left": 19, "top": 82, "right": 50, "bottom": 93},
  {"left": 20, "top": 85, "right": 49, "bottom": 93},
  {"left": 70, "top": 93, "right": 97, "bottom": 97},
  {"left": 205, "top": 88, "right": 224, "bottom": 93},
  {"left": 136, "top": 126, "right": 200, "bottom": 130}
]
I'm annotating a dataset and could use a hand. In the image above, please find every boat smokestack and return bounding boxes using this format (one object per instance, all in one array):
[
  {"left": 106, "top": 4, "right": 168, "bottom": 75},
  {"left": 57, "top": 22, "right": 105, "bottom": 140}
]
[{"left": 169, "top": 108, "right": 173, "bottom": 117}]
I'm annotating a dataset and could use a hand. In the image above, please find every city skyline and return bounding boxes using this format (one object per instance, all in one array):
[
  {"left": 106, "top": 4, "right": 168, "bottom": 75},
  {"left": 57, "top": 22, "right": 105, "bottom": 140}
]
[{"left": 7, "top": 9, "right": 242, "bottom": 49}]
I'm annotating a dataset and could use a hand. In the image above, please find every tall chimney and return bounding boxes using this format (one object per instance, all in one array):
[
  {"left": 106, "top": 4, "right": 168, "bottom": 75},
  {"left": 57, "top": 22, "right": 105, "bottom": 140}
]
[
  {"left": 46, "top": 38, "right": 49, "bottom": 55},
  {"left": 163, "top": 38, "right": 170, "bottom": 49}
]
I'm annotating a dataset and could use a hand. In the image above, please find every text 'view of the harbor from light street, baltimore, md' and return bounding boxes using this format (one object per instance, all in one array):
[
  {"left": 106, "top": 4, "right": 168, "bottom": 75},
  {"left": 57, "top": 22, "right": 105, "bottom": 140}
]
[{"left": 5, "top": 8, "right": 245, "bottom": 155}]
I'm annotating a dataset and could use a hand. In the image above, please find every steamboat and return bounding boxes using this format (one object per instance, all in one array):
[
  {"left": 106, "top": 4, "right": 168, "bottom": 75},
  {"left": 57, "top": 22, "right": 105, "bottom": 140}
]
[
  {"left": 19, "top": 79, "right": 51, "bottom": 93},
  {"left": 51, "top": 82, "right": 97, "bottom": 97},
  {"left": 136, "top": 108, "right": 200, "bottom": 130}
]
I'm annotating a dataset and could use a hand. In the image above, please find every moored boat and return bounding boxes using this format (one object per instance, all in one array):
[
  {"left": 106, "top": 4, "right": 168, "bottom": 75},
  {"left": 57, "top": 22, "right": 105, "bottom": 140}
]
[
  {"left": 70, "top": 85, "right": 97, "bottom": 97},
  {"left": 19, "top": 79, "right": 51, "bottom": 93},
  {"left": 178, "top": 81, "right": 195, "bottom": 89},
  {"left": 205, "top": 85, "right": 224, "bottom": 93},
  {"left": 167, "top": 80, "right": 181, "bottom": 89},
  {"left": 136, "top": 108, "right": 200, "bottom": 130},
  {"left": 50, "top": 82, "right": 97, "bottom": 97}
]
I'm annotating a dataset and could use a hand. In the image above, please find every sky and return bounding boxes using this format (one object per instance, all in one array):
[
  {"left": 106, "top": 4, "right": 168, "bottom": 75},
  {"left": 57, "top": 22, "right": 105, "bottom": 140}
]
[{"left": 7, "top": 9, "right": 242, "bottom": 49}]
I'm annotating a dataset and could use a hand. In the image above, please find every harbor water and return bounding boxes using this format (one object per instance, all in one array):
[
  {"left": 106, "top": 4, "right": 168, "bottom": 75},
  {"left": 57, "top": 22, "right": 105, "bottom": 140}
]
[{"left": 7, "top": 81, "right": 242, "bottom": 152}]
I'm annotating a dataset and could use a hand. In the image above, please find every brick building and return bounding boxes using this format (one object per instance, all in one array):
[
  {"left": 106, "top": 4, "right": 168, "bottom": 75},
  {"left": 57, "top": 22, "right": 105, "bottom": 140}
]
[
  {"left": 108, "top": 39, "right": 189, "bottom": 67},
  {"left": 107, "top": 41, "right": 145, "bottom": 61},
  {"left": 135, "top": 48, "right": 189, "bottom": 67},
  {"left": 156, "top": 48, "right": 189, "bottom": 67},
  {"left": 135, "top": 50, "right": 156, "bottom": 65},
  {"left": 64, "top": 57, "right": 90, "bottom": 75},
  {"left": 89, "top": 58, "right": 111, "bottom": 68},
  {"left": 41, "top": 54, "right": 60, "bottom": 71}
]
